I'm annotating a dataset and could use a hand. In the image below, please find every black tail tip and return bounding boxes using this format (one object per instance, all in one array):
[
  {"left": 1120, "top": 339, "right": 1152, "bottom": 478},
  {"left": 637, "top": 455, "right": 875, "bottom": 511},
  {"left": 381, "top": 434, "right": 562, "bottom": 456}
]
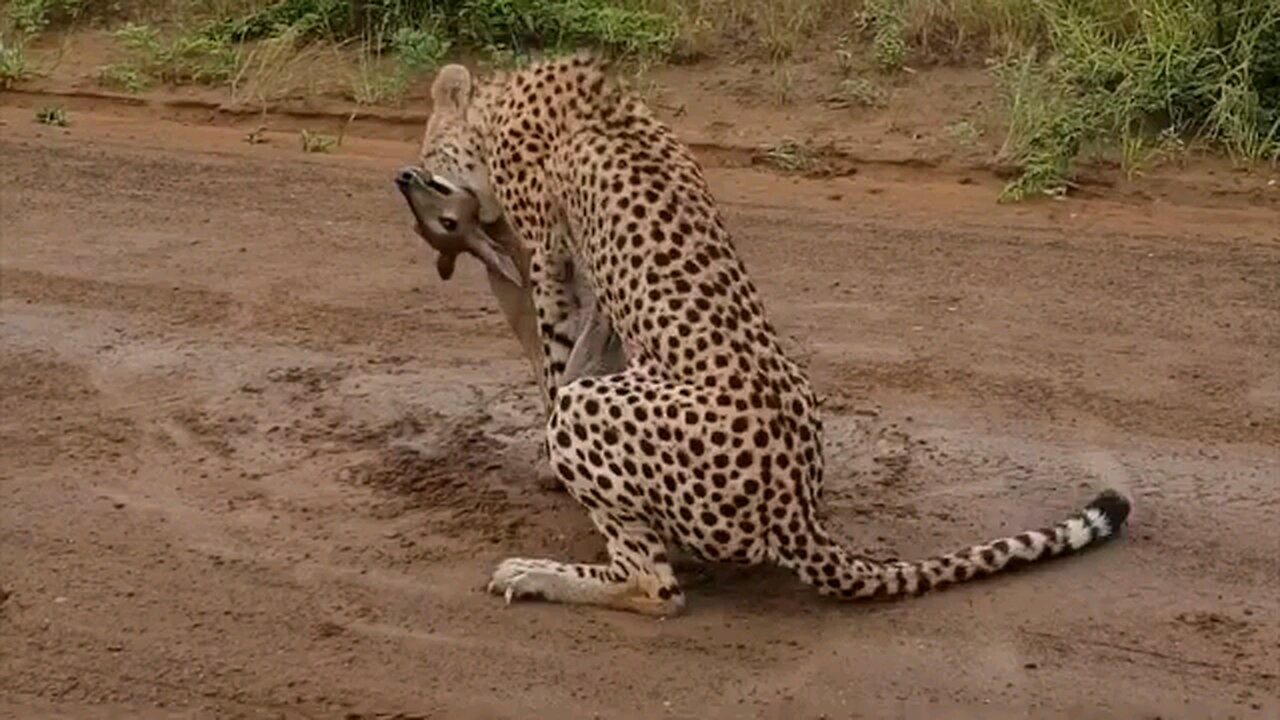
[{"left": 1086, "top": 489, "right": 1132, "bottom": 531}]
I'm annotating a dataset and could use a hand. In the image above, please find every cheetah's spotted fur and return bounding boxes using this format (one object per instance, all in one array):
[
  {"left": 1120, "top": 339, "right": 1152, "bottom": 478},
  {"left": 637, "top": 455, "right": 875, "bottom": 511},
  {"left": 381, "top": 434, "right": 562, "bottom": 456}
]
[{"left": 417, "top": 53, "right": 1132, "bottom": 616}]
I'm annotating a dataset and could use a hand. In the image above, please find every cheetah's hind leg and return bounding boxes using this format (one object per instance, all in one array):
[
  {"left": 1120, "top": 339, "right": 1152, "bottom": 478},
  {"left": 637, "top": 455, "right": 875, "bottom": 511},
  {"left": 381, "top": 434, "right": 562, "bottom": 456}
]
[{"left": 487, "top": 371, "right": 689, "bottom": 616}]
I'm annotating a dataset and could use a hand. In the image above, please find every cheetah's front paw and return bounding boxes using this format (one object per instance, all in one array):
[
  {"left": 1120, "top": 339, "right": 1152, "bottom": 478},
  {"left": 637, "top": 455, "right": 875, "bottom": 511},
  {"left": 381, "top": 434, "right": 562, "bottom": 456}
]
[{"left": 486, "top": 558, "right": 561, "bottom": 604}]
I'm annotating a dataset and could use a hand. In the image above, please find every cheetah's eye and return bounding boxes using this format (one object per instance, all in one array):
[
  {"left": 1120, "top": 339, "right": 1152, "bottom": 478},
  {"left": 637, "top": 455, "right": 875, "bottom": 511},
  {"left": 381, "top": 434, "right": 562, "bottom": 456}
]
[{"left": 440, "top": 217, "right": 458, "bottom": 232}]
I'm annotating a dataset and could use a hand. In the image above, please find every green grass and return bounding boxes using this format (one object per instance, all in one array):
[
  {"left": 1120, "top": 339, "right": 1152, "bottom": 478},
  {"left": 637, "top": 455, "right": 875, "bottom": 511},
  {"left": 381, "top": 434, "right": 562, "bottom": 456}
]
[
  {"left": 757, "top": 137, "right": 824, "bottom": 173},
  {"left": 203, "top": 0, "right": 675, "bottom": 59},
  {"left": 0, "top": 37, "right": 30, "bottom": 87},
  {"left": 97, "top": 23, "right": 241, "bottom": 92},
  {"left": 300, "top": 127, "right": 338, "bottom": 152},
  {"left": 6, "top": 0, "right": 84, "bottom": 36},
  {"left": 990, "top": 0, "right": 1280, "bottom": 200}
]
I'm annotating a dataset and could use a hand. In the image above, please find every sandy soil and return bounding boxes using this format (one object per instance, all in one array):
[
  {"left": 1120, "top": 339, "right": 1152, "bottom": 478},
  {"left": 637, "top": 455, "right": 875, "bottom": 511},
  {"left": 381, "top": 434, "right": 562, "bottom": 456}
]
[{"left": 2, "top": 74, "right": 1279, "bottom": 720}]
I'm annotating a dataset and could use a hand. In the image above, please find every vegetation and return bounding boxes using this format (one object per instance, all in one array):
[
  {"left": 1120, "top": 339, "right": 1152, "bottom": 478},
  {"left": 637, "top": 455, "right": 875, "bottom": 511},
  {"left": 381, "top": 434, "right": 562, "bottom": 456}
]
[
  {"left": 98, "top": 22, "right": 240, "bottom": 92},
  {"left": 985, "top": 0, "right": 1280, "bottom": 200},
  {"left": 2, "top": 0, "right": 1276, "bottom": 198},
  {"left": 34, "top": 104, "right": 68, "bottom": 125},
  {"left": 300, "top": 127, "right": 339, "bottom": 151},
  {"left": 757, "top": 137, "right": 825, "bottom": 173},
  {"left": 0, "top": 36, "right": 29, "bottom": 87}
]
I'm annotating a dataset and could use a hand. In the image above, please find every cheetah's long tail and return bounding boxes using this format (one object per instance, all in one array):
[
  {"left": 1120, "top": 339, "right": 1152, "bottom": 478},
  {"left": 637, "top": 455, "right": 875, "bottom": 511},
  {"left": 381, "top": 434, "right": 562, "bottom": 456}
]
[{"left": 790, "top": 489, "right": 1132, "bottom": 600}]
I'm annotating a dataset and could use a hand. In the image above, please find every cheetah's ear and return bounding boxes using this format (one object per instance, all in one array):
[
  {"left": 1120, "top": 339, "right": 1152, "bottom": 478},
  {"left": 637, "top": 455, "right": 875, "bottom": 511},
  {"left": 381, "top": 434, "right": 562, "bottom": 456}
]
[
  {"left": 430, "top": 64, "right": 473, "bottom": 118},
  {"left": 471, "top": 184, "right": 503, "bottom": 225}
]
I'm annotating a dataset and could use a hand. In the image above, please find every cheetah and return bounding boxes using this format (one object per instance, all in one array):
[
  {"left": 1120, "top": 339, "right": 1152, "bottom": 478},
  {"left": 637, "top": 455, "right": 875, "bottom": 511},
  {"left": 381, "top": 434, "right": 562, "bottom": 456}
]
[{"left": 415, "top": 54, "right": 1132, "bottom": 616}]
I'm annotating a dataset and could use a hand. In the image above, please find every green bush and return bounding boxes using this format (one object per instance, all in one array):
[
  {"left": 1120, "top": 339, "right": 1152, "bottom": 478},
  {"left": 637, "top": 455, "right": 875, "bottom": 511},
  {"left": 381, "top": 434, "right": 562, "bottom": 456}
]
[
  {"left": 457, "top": 0, "right": 675, "bottom": 57},
  {"left": 6, "top": 0, "right": 83, "bottom": 36},
  {"left": 996, "top": 0, "right": 1280, "bottom": 200},
  {"left": 392, "top": 25, "right": 450, "bottom": 72},
  {"left": 99, "top": 23, "right": 240, "bottom": 92},
  {"left": 205, "top": 0, "right": 674, "bottom": 59},
  {"left": 0, "top": 38, "right": 30, "bottom": 87}
]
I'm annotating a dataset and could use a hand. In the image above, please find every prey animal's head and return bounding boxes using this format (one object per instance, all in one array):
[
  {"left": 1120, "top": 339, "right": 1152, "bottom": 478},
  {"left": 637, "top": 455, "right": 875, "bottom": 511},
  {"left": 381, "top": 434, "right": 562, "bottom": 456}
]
[{"left": 394, "top": 166, "right": 522, "bottom": 287}]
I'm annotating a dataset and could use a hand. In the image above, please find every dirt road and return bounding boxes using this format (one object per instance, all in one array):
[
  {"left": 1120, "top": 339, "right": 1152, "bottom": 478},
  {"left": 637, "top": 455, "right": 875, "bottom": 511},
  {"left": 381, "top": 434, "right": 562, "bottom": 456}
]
[{"left": 2, "top": 101, "right": 1278, "bottom": 720}]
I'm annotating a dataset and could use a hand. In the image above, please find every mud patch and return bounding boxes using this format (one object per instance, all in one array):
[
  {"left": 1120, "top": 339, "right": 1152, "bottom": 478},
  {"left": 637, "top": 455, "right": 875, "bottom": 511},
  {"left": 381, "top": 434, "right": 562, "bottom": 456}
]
[
  {"left": 0, "top": 351, "right": 138, "bottom": 466},
  {"left": 341, "top": 420, "right": 525, "bottom": 539},
  {"left": 1174, "top": 611, "right": 1256, "bottom": 637},
  {"left": 822, "top": 406, "right": 936, "bottom": 496},
  {"left": 0, "top": 351, "right": 99, "bottom": 412}
]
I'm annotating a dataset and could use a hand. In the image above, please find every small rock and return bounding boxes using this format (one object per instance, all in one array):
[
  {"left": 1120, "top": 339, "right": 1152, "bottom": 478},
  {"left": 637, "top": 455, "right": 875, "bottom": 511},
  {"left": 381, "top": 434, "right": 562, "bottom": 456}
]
[{"left": 106, "top": 643, "right": 124, "bottom": 652}]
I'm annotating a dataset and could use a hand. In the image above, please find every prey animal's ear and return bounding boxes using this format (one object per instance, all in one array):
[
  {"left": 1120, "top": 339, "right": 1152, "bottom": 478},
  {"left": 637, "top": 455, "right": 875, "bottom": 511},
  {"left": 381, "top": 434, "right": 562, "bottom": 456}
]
[
  {"left": 436, "top": 251, "right": 458, "bottom": 281},
  {"left": 464, "top": 225, "right": 523, "bottom": 288}
]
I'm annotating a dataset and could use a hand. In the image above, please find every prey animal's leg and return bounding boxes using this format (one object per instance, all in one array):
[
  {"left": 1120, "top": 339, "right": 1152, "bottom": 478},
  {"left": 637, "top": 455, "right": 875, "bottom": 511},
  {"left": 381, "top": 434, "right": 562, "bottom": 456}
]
[{"left": 562, "top": 287, "right": 616, "bottom": 386}]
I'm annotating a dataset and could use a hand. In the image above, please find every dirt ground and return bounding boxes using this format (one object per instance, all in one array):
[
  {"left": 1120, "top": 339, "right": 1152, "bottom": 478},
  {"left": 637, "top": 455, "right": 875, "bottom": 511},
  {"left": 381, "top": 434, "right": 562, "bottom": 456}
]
[{"left": 2, "top": 62, "right": 1280, "bottom": 720}]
